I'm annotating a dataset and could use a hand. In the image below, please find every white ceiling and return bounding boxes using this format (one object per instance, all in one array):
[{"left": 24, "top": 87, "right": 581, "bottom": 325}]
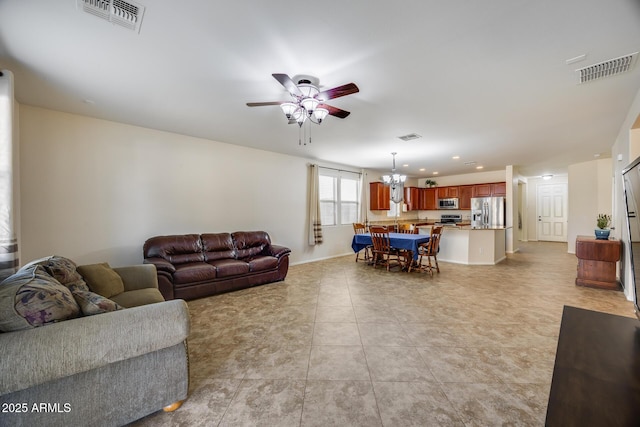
[{"left": 1, "top": 0, "right": 640, "bottom": 178}]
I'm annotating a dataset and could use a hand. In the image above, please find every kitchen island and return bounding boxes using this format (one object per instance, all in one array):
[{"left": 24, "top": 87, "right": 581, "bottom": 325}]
[{"left": 417, "top": 225, "right": 508, "bottom": 265}]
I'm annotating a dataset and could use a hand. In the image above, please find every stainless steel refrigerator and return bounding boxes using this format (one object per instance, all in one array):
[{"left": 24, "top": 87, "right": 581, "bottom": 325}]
[{"left": 471, "top": 197, "right": 506, "bottom": 228}]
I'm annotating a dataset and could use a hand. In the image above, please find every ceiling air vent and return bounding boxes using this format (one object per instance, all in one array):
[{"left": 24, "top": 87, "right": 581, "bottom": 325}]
[
  {"left": 398, "top": 133, "right": 422, "bottom": 141},
  {"left": 77, "top": 0, "right": 145, "bottom": 33},
  {"left": 576, "top": 52, "right": 638, "bottom": 84}
]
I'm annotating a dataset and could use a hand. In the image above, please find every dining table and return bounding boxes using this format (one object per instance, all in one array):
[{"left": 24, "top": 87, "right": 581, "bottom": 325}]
[{"left": 351, "top": 232, "right": 430, "bottom": 261}]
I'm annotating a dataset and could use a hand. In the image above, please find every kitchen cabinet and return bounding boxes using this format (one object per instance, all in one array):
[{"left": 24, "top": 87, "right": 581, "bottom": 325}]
[
  {"left": 369, "top": 182, "right": 390, "bottom": 210},
  {"left": 404, "top": 187, "right": 420, "bottom": 211},
  {"left": 473, "top": 183, "right": 492, "bottom": 197},
  {"left": 419, "top": 188, "right": 437, "bottom": 210},
  {"left": 437, "top": 186, "right": 459, "bottom": 198},
  {"left": 459, "top": 185, "right": 474, "bottom": 210},
  {"left": 491, "top": 182, "right": 506, "bottom": 196}
]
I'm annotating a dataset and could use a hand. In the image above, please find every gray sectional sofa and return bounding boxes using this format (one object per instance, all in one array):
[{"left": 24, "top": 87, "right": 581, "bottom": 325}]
[{"left": 0, "top": 257, "right": 190, "bottom": 427}]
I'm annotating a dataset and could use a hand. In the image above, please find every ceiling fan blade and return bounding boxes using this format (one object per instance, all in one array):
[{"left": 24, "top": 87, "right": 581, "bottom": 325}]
[
  {"left": 272, "top": 73, "right": 303, "bottom": 97},
  {"left": 316, "top": 83, "right": 359, "bottom": 101},
  {"left": 320, "top": 104, "right": 351, "bottom": 119},
  {"left": 246, "top": 101, "right": 285, "bottom": 107}
]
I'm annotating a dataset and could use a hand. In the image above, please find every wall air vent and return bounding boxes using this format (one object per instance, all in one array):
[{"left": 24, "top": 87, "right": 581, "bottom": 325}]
[
  {"left": 398, "top": 133, "right": 422, "bottom": 141},
  {"left": 576, "top": 52, "right": 638, "bottom": 84},
  {"left": 77, "top": 0, "right": 145, "bottom": 33}
]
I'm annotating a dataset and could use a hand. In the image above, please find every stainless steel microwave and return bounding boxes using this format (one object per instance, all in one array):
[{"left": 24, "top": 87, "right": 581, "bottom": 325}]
[{"left": 438, "top": 198, "right": 459, "bottom": 209}]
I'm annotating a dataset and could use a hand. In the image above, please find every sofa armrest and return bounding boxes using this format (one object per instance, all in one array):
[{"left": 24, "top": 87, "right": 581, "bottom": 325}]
[
  {"left": 0, "top": 299, "right": 190, "bottom": 396},
  {"left": 268, "top": 244, "right": 291, "bottom": 259},
  {"left": 144, "top": 257, "right": 176, "bottom": 274},
  {"left": 114, "top": 264, "right": 159, "bottom": 292}
]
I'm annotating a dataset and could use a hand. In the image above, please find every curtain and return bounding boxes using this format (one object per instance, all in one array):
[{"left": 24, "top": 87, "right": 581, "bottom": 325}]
[
  {"left": 308, "top": 164, "right": 323, "bottom": 245},
  {"left": 0, "top": 70, "right": 19, "bottom": 280},
  {"left": 359, "top": 169, "right": 368, "bottom": 224}
]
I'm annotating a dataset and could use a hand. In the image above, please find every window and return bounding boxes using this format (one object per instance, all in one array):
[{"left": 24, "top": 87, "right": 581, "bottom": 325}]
[{"left": 319, "top": 169, "right": 361, "bottom": 226}]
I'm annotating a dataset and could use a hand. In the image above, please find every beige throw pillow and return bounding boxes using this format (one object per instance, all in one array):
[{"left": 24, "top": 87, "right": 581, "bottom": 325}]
[{"left": 76, "top": 263, "right": 125, "bottom": 298}]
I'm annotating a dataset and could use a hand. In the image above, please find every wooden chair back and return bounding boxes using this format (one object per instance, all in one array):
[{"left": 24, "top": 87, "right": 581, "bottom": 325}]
[
  {"left": 353, "top": 223, "right": 367, "bottom": 234},
  {"left": 397, "top": 223, "right": 417, "bottom": 234},
  {"left": 369, "top": 226, "right": 391, "bottom": 253},
  {"left": 423, "top": 226, "right": 443, "bottom": 256}
]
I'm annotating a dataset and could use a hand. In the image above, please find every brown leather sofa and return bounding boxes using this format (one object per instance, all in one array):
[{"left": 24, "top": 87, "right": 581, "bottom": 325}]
[{"left": 143, "top": 231, "right": 291, "bottom": 301}]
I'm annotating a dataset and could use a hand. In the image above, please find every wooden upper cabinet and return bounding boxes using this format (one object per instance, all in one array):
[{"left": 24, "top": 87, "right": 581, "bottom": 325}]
[
  {"left": 459, "top": 185, "right": 474, "bottom": 210},
  {"left": 473, "top": 183, "right": 492, "bottom": 197},
  {"left": 437, "top": 186, "right": 459, "bottom": 198},
  {"left": 419, "top": 188, "right": 437, "bottom": 210},
  {"left": 369, "top": 182, "right": 390, "bottom": 210},
  {"left": 491, "top": 182, "right": 506, "bottom": 196},
  {"left": 404, "top": 187, "right": 420, "bottom": 211}
]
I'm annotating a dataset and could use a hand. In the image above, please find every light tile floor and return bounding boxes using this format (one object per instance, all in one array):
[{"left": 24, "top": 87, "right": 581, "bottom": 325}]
[{"left": 132, "top": 241, "right": 634, "bottom": 426}]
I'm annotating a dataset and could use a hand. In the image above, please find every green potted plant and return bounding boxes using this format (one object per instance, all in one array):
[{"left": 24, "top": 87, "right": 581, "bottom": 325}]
[
  {"left": 595, "top": 213, "right": 611, "bottom": 240},
  {"left": 425, "top": 179, "right": 437, "bottom": 187}
]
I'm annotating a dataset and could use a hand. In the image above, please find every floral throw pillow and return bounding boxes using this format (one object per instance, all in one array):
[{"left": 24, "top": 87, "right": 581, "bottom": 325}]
[
  {"left": 2, "top": 265, "right": 82, "bottom": 330},
  {"left": 72, "top": 289, "right": 123, "bottom": 316}
]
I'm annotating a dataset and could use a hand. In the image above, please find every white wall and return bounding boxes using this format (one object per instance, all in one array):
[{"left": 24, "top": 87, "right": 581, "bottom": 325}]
[
  {"left": 18, "top": 105, "right": 357, "bottom": 267},
  {"left": 567, "top": 158, "right": 612, "bottom": 253}
]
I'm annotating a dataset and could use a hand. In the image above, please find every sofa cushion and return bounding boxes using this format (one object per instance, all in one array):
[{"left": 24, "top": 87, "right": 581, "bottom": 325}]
[
  {"left": 72, "top": 289, "right": 123, "bottom": 316},
  {"left": 202, "top": 233, "right": 236, "bottom": 261},
  {"left": 77, "top": 263, "right": 125, "bottom": 298},
  {"left": 232, "top": 231, "right": 271, "bottom": 259},
  {"left": 173, "top": 262, "right": 216, "bottom": 285},
  {"left": 247, "top": 255, "right": 278, "bottom": 272},
  {"left": 208, "top": 259, "right": 250, "bottom": 278},
  {"left": 0, "top": 265, "right": 81, "bottom": 331},
  {"left": 143, "top": 234, "right": 204, "bottom": 265}
]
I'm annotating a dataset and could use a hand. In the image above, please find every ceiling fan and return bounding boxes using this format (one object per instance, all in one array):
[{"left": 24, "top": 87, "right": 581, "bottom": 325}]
[{"left": 247, "top": 73, "right": 359, "bottom": 127}]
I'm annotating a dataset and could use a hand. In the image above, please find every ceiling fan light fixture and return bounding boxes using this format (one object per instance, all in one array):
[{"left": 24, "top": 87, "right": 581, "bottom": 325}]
[
  {"left": 297, "top": 82, "right": 319, "bottom": 99},
  {"left": 301, "top": 97, "right": 320, "bottom": 114},
  {"left": 313, "top": 107, "right": 329, "bottom": 123},
  {"left": 280, "top": 102, "right": 298, "bottom": 119}
]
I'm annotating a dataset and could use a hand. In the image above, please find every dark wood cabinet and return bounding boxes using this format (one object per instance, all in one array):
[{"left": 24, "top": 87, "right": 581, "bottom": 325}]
[
  {"left": 418, "top": 188, "right": 437, "bottom": 210},
  {"left": 473, "top": 182, "right": 506, "bottom": 198},
  {"left": 459, "top": 185, "right": 474, "bottom": 210},
  {"left": 404, "top": 187, "right": 420, "bottom": 211},
  {"left": 437, "top": 186, "right": 459, "bottom": 198},
  {"left": 473, "top": 183, "right": 492, "bottom": 197},
  {"left": 491, "top": 182, "right": 506, "bottom": 196},
  {"left": 575, "top": 236, "right": 621, "bottom": 290},
  {"left": 369, "top": 182, "right": 390, "bottom": 210}
]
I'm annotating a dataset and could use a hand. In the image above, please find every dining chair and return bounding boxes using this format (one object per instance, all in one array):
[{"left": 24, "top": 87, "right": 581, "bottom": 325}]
[
  {"left": 352, "top": 222, "right": 371, "bottom": 262},
  {"left": 369, "top": 226, "right": 411, "bottom": 271},
  {"left": 397, "top": 223, "right": 417, "bottom": 234},
  {"left": 418, "top": 225, "right": 443, "bottom": 276}
]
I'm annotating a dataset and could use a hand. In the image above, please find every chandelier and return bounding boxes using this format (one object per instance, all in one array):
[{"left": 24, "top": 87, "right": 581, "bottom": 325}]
[
  {"left": 382, "top": 152, "right": 406, "bottom": 203},
  {"left": 279, "top": 80, "right": 329, "bottom": 127}
]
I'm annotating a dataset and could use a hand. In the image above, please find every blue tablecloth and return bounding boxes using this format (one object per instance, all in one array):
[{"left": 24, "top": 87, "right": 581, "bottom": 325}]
[{"left": 352, "top": 232, "right": 430, "bottom": 260}]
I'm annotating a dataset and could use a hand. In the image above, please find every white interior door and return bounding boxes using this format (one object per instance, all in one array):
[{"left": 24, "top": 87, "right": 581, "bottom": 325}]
[{"left": 537, "top": 183, "right": 568, "bottom": 242}]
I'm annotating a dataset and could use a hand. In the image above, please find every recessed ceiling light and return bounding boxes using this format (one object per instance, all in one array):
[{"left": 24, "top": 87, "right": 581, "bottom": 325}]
[
  {"left": 403, "top": 164, "right": 409, "bottom": 167},
  {"left": 452, "top": 156, "right": 460, "bottom": 159},
  {"left": 433, "top": 172, "right": 439, "bottom": 175},
  {"left": 419, "top": 168, "right": 425, "bottom": 172},
  {"left": 476, "top": 166, "right": 484, "bottom": 169},
  {"left": 542, "top": 174, "right": 553, "bottom": 180}
]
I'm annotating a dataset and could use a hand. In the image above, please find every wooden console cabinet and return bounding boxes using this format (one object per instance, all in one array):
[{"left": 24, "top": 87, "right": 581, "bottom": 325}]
[{"left": 575, "top": 235, "right": 621, "bottom": 290}]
